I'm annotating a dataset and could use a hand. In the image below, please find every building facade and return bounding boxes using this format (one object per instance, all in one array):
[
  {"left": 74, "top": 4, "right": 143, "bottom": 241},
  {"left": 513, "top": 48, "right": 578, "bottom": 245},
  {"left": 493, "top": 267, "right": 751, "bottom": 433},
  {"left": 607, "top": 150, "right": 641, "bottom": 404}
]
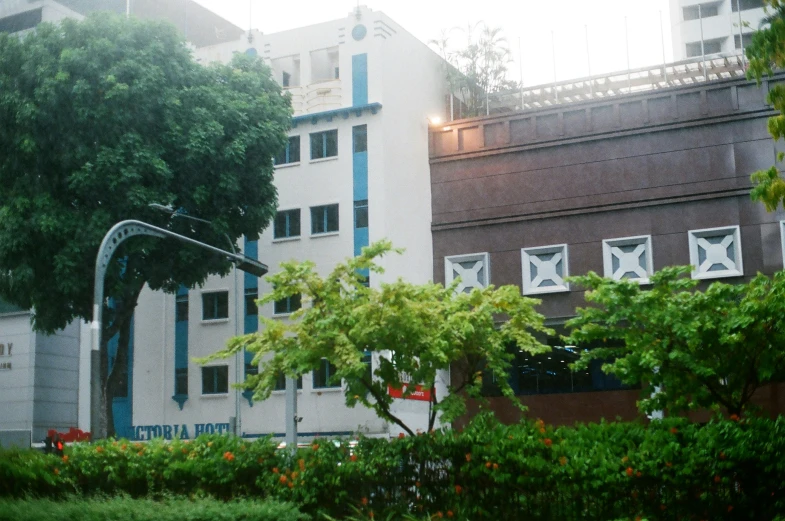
[
  {"left": 128, "top": 6, "right": 449, "bottom": 442},
  {"left": 430, "top": 71, "right": 785, "bottom": 425},
  {"left": 669, "top": 0, "right": 766, "bottom": 60}
]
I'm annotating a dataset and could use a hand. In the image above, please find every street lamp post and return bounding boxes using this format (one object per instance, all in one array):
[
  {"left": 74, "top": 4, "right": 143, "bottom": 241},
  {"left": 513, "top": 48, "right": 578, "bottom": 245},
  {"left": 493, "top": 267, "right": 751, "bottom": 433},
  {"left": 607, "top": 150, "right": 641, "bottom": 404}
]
[
  {"left": 149, "top": 204, "right": 244, "bottom": 436},
  {"left": 90, "top": 219, "right": 266, "bottom": 439}
]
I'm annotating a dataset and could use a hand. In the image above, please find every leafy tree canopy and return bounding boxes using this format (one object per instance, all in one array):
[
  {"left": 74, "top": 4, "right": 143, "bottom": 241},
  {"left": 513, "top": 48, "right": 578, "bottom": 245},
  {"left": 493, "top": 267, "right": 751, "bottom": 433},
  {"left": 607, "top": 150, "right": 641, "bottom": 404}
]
[
  {"left": 566, "top": 267, "right": 785, "bottom": 416},
  {"left": 430, "top": 22, "right": 519, "bottom": 118},
  {"left": 745, "top": 0, "right": 785, "bottom": 210},
  {"left": 0, "top": 13, "right": 290, "bottom": 333},
  {"left": 202, "top": 241, "right": 552, "bottom": 435}
]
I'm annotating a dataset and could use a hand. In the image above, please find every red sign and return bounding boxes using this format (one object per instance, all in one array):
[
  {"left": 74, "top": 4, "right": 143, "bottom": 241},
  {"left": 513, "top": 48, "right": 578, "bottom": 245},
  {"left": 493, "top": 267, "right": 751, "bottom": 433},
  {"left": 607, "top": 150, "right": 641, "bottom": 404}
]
[{"left": 388, "top": 383, "right": 433, "bottom": 402}]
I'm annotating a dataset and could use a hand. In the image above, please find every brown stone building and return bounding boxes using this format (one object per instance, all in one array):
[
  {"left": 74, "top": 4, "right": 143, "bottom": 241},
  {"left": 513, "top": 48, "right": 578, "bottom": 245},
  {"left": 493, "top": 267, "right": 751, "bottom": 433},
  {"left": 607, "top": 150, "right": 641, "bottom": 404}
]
[{"left": 429, "top": 72, "right": 785, "bottom": 425}]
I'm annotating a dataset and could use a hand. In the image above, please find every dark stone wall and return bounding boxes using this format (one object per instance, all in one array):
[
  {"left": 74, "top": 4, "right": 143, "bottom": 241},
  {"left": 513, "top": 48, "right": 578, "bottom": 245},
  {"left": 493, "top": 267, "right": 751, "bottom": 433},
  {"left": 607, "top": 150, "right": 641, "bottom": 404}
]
[{"left": 432, "top": 75, "right": 785, "bottom": 423}]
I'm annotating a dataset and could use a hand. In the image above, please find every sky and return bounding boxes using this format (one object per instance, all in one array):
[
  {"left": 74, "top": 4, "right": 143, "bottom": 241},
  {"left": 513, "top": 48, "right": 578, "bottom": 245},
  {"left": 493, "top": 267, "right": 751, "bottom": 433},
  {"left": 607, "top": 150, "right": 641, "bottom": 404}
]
[{"left": 192, "top": 0, "right": 675, "bottom": 87}]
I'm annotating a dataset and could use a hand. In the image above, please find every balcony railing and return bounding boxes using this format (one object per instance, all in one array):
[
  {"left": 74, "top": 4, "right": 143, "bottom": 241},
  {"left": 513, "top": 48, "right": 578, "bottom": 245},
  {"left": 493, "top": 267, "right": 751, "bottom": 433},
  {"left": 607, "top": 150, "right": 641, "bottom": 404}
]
[{"left": 285, "top": 79, "right": 342, "bottom": 116}]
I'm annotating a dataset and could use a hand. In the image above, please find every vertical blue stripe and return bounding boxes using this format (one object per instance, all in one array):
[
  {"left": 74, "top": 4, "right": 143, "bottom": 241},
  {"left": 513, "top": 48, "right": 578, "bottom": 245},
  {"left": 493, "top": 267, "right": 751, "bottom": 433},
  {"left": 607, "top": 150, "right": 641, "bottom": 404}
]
[
  {"left": 353, "top": 151, "right": 368, "bottom": 200},
  {"left": 243, "top": 237, "right": 259, "bottom": 364},
  {"left": 174, "top": 285, "right": 188, "bottom": 369},
  {"left": 352, "top": 54, "right": 368, "bottom": 107},
  {"left": 243, "top": 239, "right": 259, "bottom": 293},
  {"left": 353, "top": 125, "right": 369, "bottom": 266}
]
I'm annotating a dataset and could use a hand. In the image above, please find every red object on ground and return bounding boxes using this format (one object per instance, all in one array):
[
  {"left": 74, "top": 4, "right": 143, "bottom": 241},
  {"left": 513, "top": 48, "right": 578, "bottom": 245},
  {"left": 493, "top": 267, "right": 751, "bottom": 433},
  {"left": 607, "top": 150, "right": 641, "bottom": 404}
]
[{"left": 48, "top": 427, "right": 92, "bottom": 442}]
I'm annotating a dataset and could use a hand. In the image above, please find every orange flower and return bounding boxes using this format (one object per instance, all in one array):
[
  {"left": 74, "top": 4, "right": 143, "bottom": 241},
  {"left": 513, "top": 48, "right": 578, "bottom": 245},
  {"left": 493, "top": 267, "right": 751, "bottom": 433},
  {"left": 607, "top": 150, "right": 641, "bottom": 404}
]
[
  {"left": 398, "top": 432, "right": 405, "bottom": 439},
  {"left": 465, "top": 453, "right": 471, "bottom": 462},
  {"left": 361, "top": 497, "right": 369, "bottom": 506},
  {"left": 415, "top": 481, "right": 421, "bottom": 488},
  {"left": 369, "top": 512, "right": 374, "bottom": 519},
  {"left": 121, "top": 444, "right": 127, "bottom": 451},
  {"left": 182, "top": 448, "right": 188, "bottom": 454},
  {"left": 312, "top": 444, "right": 319, "bottom": 451},
  {"left": 454, "top": 484, "right": 462, "bottom": 495},
  {"left": 137, "top": 451, "right": 144, "bottom": 456},
  {"left": 626, "top": 467, "right": 634, "bottom": 477},
  {"left": 729, "top": 414, "right": 740, "bottom": 422},
  {"left": 223, "top": 451, "right": 235, "bottom": 462},
  {"left": 53, "top": 468, "right": 59, "bottom": 475},
  {"left": 96, "top": 446, "right": 104, "bottom": 453},
  {"left": 292, "top": 471, "right": 299, "bottom": 480},
  {"left": 719, "top": 452, "right": 727, "bottom": 460},
  {"left": 287, "top": 481, "right": 294, "bottom": 488},
  {"left": 279, "top": 475, "right": 287, "bottom": 484},
  {"left": 272, "top": 467, "right": 280, "bottom": 474},
  {"left": 350, "top": 454, "right": 358, "bottom": 462},
  {"left": 543, "top": 438, "right": 552, "bottom": 447},
  {"left": 559, "top": 456, "right": 567, "bottom": 466},
  {"left": 670, "top": 427, "right": 678, "bottom": 434},
  {"left": 298, "top": 458, "right": 305, "bottom": 471},
  {"left": 636, "top": 471, "right": 642, "bottom": 478},
  {"left": 61, "top": 455, "right": 69, "bottom": 464},
  {"left": 714, "top": 475, "right": 721, "bottom": 483},
  {"left": 485, "top": 461, "right": 492, "bottom": 469},
  {"left": 665, "top": 461, "right": 672, "bottom": 468},
  {"left": 447, "top": 511, "right": 454, "bottom": 518}
]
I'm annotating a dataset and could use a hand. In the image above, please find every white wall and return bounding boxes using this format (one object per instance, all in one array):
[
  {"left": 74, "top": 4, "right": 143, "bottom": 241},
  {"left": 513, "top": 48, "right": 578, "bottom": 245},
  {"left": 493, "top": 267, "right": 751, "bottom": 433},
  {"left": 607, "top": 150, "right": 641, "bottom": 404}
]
[{"left": 0, "top": 312, "right": 36, "bottom": 435}]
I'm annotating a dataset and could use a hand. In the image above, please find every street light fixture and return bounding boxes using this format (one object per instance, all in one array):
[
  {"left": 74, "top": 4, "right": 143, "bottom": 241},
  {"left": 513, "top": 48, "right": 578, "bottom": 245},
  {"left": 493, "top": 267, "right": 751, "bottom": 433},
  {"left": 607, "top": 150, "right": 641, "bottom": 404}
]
[{"left": 90, "top": 219, "right": 267, "bottom": 438}]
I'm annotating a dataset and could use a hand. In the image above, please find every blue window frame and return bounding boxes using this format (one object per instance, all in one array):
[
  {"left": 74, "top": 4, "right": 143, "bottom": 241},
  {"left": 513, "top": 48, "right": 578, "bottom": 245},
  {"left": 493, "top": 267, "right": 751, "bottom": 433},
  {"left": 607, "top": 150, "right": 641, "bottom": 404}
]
[
  {"left": 275, "top": 136, "right": 300, "bottom": 165},
  {"left": 274, "top": 293, "right": 301, "bottom": 315},
  {"left": 202, "top": 365, "right": 229, "bottom": 394},
  {"left": 313, "top": 358, "right": 341, "bottom": 388},
  {"left": 274, "top": 209, "right": 301, "bottom": 239},
  {"left": 354, "top": 200, "right": 368, "bottom": 229},
  {"left": 310, "top": 130, "right": 338, "bottom": 160},
  {"left": 311, "top": 204, "right": 339, "bottom": 234}
]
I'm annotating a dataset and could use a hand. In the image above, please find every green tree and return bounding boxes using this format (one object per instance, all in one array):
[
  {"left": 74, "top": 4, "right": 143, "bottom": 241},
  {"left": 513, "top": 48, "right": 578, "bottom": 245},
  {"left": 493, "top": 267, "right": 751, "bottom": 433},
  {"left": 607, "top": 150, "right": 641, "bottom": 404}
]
[
  {"left": 203, "top": 241, "right": 551, "bottom": 435},
  {"left": 566, "top": 267, "right": 785, "bottom": 416},
  {"left": 0, "top": 14, "right": 291, "bottom": 436},
  {"left": 431, "top": 22, "right": 519, "bottom": 118},
  {"left": 745, "top": 0, "right": 785, "bottom": 209}
]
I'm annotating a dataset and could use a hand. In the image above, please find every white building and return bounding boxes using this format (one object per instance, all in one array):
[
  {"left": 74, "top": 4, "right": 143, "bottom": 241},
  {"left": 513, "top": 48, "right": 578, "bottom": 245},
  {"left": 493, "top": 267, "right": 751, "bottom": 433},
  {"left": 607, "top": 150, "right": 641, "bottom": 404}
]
[
  {"left": 128, "top": 6, "right": 450, "bottom": 442},
  {"left": 670, "top": 0, "right": 767, "bottom": 60}
]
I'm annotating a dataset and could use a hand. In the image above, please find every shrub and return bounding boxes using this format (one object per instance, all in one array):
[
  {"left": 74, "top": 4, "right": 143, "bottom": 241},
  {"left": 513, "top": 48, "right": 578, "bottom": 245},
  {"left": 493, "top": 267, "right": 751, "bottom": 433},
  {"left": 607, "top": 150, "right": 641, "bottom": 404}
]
[{"left": 2, "top": 416, "right": 784, "bottom": 520}]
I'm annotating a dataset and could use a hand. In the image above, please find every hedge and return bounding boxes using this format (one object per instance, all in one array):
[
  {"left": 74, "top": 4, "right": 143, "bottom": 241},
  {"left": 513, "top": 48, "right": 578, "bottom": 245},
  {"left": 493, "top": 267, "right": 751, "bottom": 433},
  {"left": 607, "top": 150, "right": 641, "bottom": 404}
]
[
  {"left": 2, "top": 414, "right": 784, "bottom": 520},
  {"left": 0, "top": 497, "right": 308, "bottom": 521}
]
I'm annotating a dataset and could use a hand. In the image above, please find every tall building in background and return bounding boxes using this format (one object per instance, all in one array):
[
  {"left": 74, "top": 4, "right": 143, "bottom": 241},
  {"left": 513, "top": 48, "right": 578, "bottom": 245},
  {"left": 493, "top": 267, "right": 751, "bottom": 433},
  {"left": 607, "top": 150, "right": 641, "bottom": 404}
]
[{"left": 670, "top": 0, "right": 766, "bottom": 60}]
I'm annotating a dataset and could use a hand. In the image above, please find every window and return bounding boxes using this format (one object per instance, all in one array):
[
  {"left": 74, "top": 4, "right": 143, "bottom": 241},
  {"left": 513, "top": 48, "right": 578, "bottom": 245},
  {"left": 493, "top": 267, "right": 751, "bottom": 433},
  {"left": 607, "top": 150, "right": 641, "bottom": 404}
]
[
  {"left": 282, "top": 71, "right": 291, "bottom": 87},
  {"left": 310, "top": 130, "right": 338, "bottom": 160},
  {"left": 521, "top": 245, "right": 569, "bottom": 295},
  {"left": 686, "top": 39, "right": 723, "bottom": 57},
  {"left": 689, "top": 226, "right": 743, "bottom": 280},
  {"left": 445, "top": 252, "right": 490, "bottom": 294},
  {"left": 354, "top": 200, "right": 368, "bottom": 229},
  {"left": 245, "top": 362, "right": 258, "bottom": 377},
  {"left": 311, "top": 204, "right": 339, "bottom": 234},
  {"left": 362, "top": 352, "right": 372, "bottom": 382},
  {"left": 245, "top": 287, "right": 258, "bottom": 316},
  {"left": 353, "top": 125, "right": 367, "bottom": 153},
  {"left": 732, "top": 0, "right": 764, "bottom": 11},
  {"left": 683, "top": 4, "right": 718, "bottom": 20},
  {"left": 734, "top": 33, "right": 754, "bottom": 49},
  {"left": 313, "top": 358, "right": 341, "bottom": 388},
  {"left": 175, "top": 367, "right": 188, "bottom": 395},
  {"left": 202, "top": 366, "right": 229, "bottom": 394},
  {"left": 602, "top": 235, "right": 653, "bottom": 284},
  {"left": 274, "top": 372, "right": 303, "bottom": 390},
  {"left": 176, "top": 292, "right": 189, "bottom": 322},
  {"left": 274, "top": 209, "right": 301, "bottom": 239},
  {"left": 274, "top": 293, "right": 302, "bottom": 315},
  {"left": 275, "top": 136, "right": 300, "bottom": 165},
  {"left": 482, "top": 340, "right": 637, "bottom": 397},
  {"left": 202, "top": 291, "right": 229, "bottom": 320}
]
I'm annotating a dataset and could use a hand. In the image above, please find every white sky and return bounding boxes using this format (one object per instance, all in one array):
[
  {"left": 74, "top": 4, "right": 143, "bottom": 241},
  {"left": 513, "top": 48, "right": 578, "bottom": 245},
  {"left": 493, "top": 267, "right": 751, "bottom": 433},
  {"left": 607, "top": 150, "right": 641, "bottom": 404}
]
[{"left": 193, "top": 0, "right": 674, "bottom": 87}]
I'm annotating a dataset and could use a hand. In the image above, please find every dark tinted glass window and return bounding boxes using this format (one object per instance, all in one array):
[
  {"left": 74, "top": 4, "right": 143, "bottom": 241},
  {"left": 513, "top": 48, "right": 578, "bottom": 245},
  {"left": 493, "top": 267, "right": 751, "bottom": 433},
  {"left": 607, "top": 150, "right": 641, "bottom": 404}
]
[
  {"left": 202, "top": 366, "right": 229, "bottom": 394},
  {"left": 202, "top": 291, "right": 229, "bottom": 320},
  {"left": 311, "top": 204, "right": 339, "bottom": 234},
  {"left": 274, "top": 209, "right": 301, "bottom": 239},
  {"left": 274, "top": 294, "right": 302, "bottom": 315}
]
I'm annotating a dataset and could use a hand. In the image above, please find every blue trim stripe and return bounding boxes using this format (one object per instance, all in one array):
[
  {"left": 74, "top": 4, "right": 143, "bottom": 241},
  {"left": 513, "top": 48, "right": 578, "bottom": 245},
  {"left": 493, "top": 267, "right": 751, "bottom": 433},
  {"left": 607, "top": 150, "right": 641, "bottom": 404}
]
[
  {"left": 352, "top": 53, "right": 368, "bottom": 106},
  {"left": 291, "top": 102, "right": 381, "bottom": 127}
]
